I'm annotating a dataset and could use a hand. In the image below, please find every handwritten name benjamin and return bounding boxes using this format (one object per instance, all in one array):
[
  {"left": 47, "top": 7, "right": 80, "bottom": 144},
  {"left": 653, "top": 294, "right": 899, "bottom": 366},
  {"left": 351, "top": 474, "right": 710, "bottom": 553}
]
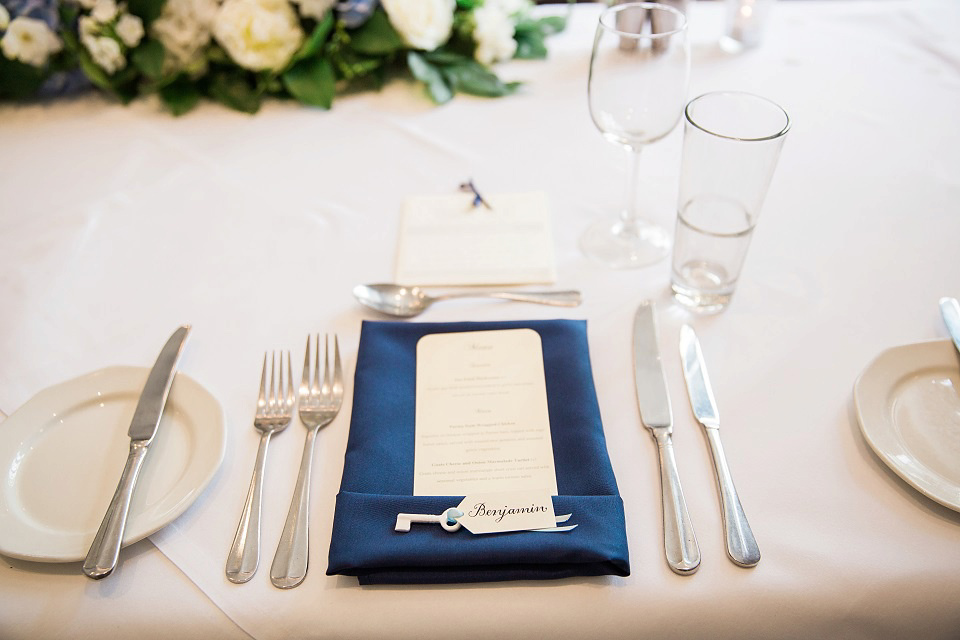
[{"left": 468, "top": 502, "right": 549, "bottom": 523}]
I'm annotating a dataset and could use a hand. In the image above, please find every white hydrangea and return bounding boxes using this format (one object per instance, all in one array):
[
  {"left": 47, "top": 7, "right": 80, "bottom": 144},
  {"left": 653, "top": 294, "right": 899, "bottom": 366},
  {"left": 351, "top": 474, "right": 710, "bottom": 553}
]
[
  {"left": 115, "top": 13, "right": 144, "bottom": 47},
  {"left": 151, "top": 0, "right": 219, "bottom": 71},
  {"left": 0, "top": 5, "right": 10, "bottom": 30},
  {"left": 381, "top": 0, "right": 454, "bottom": 52},
  {"left": 291, "top": 0, "right": 335, "bottom": 21},
  {"left": 472, "top": 1, "right": 516, "bottom": 65},
  {"left": 0, "top": 16, "right": 63, "bottom": 67},
  {"left": 213, "top": 0, "right": 304, "bottom": 71},
  {"left": 489, "top": 0, "right": 531, "bottom": 18}
]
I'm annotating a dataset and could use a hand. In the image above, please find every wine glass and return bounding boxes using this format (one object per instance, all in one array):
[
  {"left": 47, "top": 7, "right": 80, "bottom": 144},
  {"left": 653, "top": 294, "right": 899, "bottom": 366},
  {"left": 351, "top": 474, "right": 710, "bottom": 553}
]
[{"left": 582, "top": 2, "right": 690, "bottom": 269}]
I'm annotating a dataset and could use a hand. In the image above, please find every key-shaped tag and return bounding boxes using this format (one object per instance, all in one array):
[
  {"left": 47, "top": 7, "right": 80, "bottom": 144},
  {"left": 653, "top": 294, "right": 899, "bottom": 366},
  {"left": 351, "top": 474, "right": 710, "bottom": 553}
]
[{"left": 395, "top": 508, "right": 464, "bottom": 533}]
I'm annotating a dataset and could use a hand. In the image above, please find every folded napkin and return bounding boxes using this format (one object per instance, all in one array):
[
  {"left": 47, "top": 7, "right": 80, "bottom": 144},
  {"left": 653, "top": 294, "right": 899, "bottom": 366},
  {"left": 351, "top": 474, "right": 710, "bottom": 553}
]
[{"left": 327, "top": 319, "right": 630, "bottom": 584}]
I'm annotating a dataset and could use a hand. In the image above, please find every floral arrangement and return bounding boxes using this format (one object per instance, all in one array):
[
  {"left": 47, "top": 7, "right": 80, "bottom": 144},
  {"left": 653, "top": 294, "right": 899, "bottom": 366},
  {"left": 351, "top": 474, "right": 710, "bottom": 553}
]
[{"left": 0, "top": 0, "right": 565, "bottom": 113}]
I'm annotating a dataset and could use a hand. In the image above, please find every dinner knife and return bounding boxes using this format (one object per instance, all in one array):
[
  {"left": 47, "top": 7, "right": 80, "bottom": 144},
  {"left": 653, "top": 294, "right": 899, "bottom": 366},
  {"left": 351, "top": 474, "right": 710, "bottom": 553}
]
[
  {"left": 678, "top": 324, "right": 760, "bottom": 568},
  {"left": 82, "top": 325, "right": 191, "bottom": 579},
  {"left": 940, "top": 297, "right": 960, "bottom": 356},
  {"left": 633, "top": 301, "right": 700, "bottom": 575}
]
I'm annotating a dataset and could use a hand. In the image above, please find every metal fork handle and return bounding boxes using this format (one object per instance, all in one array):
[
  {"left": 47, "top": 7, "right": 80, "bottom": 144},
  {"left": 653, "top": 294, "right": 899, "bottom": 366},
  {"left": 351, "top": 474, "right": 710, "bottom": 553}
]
[
  {"left": 270, "top": 427, "right": 319, "bottom": 589},
  {"left": 437, "top": 290, "right": 582, "bottom": 307},
  {"left": 226, "top": 430, "right": 272, "bottom": 584},
  {"left": 704, "top": 428, "right": 760, "bottom": 567},
  {"left": 653, "top": 430, "right": 700, "bottom": 575},
  {"left": 83, "top": 441, "right": 149, "bottom": 579}
]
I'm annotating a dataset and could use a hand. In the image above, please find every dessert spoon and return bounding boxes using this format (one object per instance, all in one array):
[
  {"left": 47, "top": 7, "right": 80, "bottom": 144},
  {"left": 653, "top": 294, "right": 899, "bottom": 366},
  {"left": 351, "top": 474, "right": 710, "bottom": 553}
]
[{"left": 353, "top": 283, "right": 581, "bottom": 318}]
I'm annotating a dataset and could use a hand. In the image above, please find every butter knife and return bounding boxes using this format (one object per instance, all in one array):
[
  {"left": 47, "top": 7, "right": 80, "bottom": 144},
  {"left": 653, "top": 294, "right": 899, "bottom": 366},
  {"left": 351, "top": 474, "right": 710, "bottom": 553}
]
[
  {"left": 633, "top": 302, "right": 700, "bottom": 575},
  {"left": 679, "top": 324, "right": 760, "bottom": 568},
  {"left": 82, "top": 325, "right": 191, "bottom": 579},
  {"left": 940, "top": 297, "right": 960, "bottom": 356}
]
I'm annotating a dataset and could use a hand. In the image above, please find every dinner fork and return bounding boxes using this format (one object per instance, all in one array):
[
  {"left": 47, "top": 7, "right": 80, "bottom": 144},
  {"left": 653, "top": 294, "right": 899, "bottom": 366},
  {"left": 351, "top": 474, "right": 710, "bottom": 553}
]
[
  {"left": 270, "top": 334, "right": 343, "bottom": 589},
  {"left": 225, "top": 351, "right": 295, "bottom": 584}
]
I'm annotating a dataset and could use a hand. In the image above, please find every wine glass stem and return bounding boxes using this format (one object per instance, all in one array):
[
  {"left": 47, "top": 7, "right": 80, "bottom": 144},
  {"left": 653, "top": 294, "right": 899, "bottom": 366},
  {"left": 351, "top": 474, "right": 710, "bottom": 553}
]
[{"left": 622, "top": 146, "right": 642, "bottom": 233}]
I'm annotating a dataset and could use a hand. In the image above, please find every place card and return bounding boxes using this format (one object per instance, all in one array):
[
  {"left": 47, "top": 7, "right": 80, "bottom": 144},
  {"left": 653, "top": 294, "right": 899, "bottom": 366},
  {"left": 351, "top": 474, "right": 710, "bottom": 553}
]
[
  {"left": 395, "top": 191, "right": 557, "bottom": 286},
  {"left": 455, "top": 491, "right": 557, "bottom": 534},
  {"left": 413, "top": 328, "right": 559, "bottom": 497}
]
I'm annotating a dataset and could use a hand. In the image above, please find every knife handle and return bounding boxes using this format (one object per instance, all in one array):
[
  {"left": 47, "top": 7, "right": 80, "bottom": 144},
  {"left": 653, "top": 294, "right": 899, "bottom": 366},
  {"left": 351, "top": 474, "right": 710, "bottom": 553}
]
[
  {"left": 83, "top": 441, "right": 150, "bottom": 579},
  {"left": 226, "top": 430, "right": 272, "bottom": 583},
  {"left": 705, "top": 428, "right": 761, "bottom": 567},
  {"left": 654, "top": 431, "right": 700, "bottom": 575}
]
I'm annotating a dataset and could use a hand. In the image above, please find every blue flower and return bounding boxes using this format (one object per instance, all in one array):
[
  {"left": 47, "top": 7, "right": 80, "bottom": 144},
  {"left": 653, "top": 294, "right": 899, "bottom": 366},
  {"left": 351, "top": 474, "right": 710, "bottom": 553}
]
[{"left": 336, "top": 0, "right": 377, "bottom": 28}]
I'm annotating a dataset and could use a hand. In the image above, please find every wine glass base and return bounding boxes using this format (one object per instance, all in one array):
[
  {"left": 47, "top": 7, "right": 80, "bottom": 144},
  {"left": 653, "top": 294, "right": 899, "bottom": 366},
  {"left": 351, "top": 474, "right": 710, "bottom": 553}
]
[{"left": 580, "top": 217, "right": 671, "bottom": 269}]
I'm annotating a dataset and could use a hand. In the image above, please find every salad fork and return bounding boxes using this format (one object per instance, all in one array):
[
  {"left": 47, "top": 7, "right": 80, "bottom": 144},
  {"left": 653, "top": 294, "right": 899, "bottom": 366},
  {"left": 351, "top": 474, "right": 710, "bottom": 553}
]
[
  {"left": 271, "top": 334, "right": 343, "bottom": 589},
  {"left": 225, "top": 351, "right": 295, "bottom": 584}
]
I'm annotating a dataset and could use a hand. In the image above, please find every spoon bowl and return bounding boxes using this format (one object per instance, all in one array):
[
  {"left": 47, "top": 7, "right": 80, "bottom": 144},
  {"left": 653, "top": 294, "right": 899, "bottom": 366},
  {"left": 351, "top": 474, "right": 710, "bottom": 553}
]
[{"left": 353, "top": 284, "right": 582, "bottom": 318}]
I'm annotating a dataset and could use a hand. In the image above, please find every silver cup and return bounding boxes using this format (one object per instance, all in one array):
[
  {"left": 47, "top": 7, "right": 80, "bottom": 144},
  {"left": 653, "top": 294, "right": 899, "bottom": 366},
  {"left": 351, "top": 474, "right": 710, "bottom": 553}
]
[{"left": 670, "top": 91, "right": 790, "bottom": 313}]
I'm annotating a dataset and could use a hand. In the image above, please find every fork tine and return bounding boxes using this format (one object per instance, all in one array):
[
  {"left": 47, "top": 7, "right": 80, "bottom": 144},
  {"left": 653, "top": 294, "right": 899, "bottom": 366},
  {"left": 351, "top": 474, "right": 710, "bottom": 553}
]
[
  {"left": 258, "top": 352, "right": 268, "bottom": 411},
  {"left": 270, "top": 351, "right": 279, "bottom": 412},
  {"left": 285, "top": 350, "right": 295, "bottom": 409},
  {"left": 301, "top": 336, "right": 311, "bottom": 396},
  {"left": 321, "top": 334, "right": 331, "bottom": 394},
  {"left": 313, "top": 333, "right": 322, "bottom": 395},
  {"left": 333, "top": 335, "right": 342, "bottom": 397}
]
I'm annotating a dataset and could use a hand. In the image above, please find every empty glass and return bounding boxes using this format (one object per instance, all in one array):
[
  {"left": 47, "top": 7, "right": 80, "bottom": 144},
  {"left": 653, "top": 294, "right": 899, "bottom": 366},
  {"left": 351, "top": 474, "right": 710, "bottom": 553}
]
[{"left": 582, "top": 2, "right": 690, "bottom": 269}]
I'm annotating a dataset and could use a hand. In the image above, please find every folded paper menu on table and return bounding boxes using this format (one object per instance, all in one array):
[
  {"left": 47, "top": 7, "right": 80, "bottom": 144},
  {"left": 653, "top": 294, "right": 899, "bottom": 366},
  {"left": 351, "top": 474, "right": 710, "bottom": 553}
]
[{"left": 327, "top": 319, "right": 630, "bottom": 584}]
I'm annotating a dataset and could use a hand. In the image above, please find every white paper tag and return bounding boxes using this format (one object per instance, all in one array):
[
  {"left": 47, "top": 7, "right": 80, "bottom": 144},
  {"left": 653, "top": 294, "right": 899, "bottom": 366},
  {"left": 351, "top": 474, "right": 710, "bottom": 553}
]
[
  {"left": 413, "top": 328, "right": 559, "bottom": 496},
  {"left": 395, "top": 191, "right": 557, "bottom": 286},
  {"left": 455, "top": 491, "right": 557, "bottom": 534}
]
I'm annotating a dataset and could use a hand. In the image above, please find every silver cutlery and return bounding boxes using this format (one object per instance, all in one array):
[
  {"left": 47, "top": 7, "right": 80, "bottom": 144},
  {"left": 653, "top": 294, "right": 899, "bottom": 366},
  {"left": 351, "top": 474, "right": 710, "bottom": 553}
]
[
  {"left": 679, "top": 325, "right": 761, "bottom": 568},
  {"left": 632, "top": 302, "right": 700, "bottom": 575},
  {"left": 939, "top": 297, "right": 960, "bottom": 356},
  {"left": 225, "top": 351, "right": 295, "bottom": 584},
  {"left": 270, "top": 334, "right": 343, "bottom": 589},
  {"left": 353, "top": 283, "right": 582, "bottom": 318},
  {"left": 83, "top": 325, "right": 190, "bottom": 579}
]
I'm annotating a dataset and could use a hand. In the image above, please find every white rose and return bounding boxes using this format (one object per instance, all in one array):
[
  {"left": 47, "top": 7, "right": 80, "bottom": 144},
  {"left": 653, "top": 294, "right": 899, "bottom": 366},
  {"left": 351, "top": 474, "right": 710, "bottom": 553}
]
[
  {"left": 91, "top": 0, "right": 119, "bottom": 23},
  {"left": 86, "top": 35, "right": 126, "bottom": 73},
  {"left": 381, "top": 0, "right": 454, "bottom": 52},
  {"left": 151, "top": 0, "right": 219, "bottom": 71},
  {"left": 213, "top": 0, "right": 304, "bottom": 71},
  {"left": 115, "top": 13, "right": 144, "bottom": 47},
  {"left": 0, "top": 16, "right": 63, "bottom": 67},
  {"left": 291, "top": 0, "right": 335, "bottom": 21},
  {"left": 472, "top": 2, "right": 516, "bottom": 65},
  {"left": 0, "top": 5, "right": 10, "bottom": 30}
]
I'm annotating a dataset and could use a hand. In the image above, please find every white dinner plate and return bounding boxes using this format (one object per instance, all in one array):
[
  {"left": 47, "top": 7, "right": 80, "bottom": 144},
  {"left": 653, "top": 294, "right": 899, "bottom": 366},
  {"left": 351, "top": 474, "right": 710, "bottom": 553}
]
[
  {"left": 854, "top": 340, "right": 960, "bottom": 512},
  {"left": 0, "top": 366, "right": 225, "bottom": 562}
]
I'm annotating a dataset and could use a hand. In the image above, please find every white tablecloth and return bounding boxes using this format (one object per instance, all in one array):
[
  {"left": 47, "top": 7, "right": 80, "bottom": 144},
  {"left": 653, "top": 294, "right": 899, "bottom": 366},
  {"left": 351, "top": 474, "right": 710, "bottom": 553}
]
[{"left": 2, "top": 1, "right": 960, "bottom": 638}]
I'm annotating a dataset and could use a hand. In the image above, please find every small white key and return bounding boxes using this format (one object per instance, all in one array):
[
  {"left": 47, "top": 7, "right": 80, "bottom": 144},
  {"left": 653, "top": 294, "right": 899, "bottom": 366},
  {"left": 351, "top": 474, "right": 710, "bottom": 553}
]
[{"left": 395, "top": 508, "right": 464, "bottom": 533}]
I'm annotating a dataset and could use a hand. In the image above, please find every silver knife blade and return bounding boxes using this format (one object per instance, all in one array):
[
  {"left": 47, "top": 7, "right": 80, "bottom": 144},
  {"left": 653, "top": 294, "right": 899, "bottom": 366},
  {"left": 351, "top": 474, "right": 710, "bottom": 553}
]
[
  {"left": 940, "top": 297, "right": 960, "bottom": 355},
  {"left": 83, "top": 325, "right": 190, "bottom": 579},
  {"left": 633, "top": 301, "right": 672, "bottom": 430},
  {"left": 678, "top": 324, "right": 719, "bottom": 428},
  {"left": 129, "top": 326, "right": 191, "bottom": 442}
]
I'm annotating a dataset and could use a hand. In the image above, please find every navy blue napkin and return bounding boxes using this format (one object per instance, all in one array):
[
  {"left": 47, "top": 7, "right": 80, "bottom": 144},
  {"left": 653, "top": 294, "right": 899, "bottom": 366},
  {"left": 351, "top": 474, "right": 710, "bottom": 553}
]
[{"left": 327, "top": 319, "right": 630, "bottom": 584}]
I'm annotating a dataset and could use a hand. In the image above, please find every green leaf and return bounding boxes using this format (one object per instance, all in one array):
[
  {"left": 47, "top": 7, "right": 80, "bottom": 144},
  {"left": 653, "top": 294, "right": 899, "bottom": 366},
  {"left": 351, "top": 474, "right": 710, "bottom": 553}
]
[
  {"left": 407, "top": 51, "right": 453, "bottom": 104},
  {"left": 293, "top": 13, "right": 335, "bottom": 63},
  {"left": 0, "top": 57, "right": 47, "bottom": 100},
  {"left": 132, "top": 39, "right": 165, "bottom": 80},
  {"left": 282, "top": 57, "right": 336, "bottom": 109},
  {"left": 349, "top": 9, "right": 404, "bottom": 56},
  {"left": 455, "top": 0, "right": 477, "bottom": 9},
  {"left": 422, "top": 50, "right": 471, "bottom": 66},
  {"left": 159, "top": 77, "right": 202, "bottom": 115},
  {"left": 537, "top": 15, "right": 568, "bottom": 36},
  {"left": 126, "top": 0, "right": 165, "bottom": 24},
  {"left": 441, "top": 60, "right": 518, "bottom": 97},
  {"left": 514, "top": 29, "right": 548, "bottom": 60},
  {"left": 208, "top": 72, "right": 262, "bottom": 113}
]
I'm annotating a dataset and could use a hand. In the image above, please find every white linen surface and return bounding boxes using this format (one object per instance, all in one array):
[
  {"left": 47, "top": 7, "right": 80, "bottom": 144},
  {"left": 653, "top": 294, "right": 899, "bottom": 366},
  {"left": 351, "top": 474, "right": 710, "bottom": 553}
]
[{"left": 1, "top": 2, "right": 959, "bottom": 639}]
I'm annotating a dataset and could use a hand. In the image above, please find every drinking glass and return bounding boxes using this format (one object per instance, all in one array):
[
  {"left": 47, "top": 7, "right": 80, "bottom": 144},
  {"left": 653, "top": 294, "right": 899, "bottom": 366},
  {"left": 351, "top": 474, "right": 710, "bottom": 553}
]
[
  {"left": 581, "top": 2, "right": 690, "bottom": 269},
  {"left": 670, "top": 91, "right": 790, "bottom": 313}
]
